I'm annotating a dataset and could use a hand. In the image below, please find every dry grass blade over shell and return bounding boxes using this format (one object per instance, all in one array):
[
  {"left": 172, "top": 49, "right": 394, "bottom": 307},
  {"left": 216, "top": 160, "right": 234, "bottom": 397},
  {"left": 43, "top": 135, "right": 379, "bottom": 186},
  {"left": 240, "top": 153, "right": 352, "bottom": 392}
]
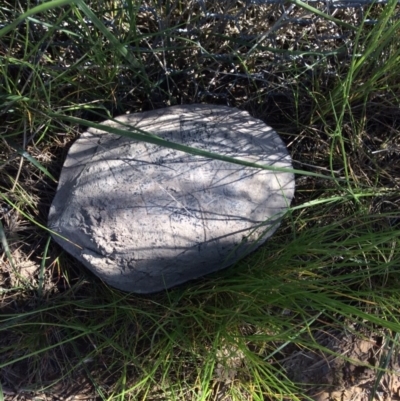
[{"left": 1, "top": 0, "right": 400, "bottom": 400}]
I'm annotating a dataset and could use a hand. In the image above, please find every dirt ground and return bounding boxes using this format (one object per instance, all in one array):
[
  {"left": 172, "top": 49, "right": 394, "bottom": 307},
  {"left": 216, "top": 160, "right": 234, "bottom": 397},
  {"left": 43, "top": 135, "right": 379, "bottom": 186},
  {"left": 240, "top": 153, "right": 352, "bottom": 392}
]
[
  {"left": 3, "top": 330, "right": 399, "bottom": 401},
  {"left": 282, "top": 330, "right": 400, "bottom": 401}
]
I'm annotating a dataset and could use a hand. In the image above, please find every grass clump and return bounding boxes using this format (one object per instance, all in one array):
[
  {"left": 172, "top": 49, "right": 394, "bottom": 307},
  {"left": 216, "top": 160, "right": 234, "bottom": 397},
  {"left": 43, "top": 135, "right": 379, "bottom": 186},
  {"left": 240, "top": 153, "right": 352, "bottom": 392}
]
[{"left": 1, "top": 0, "right": 400, "bottom": 400}]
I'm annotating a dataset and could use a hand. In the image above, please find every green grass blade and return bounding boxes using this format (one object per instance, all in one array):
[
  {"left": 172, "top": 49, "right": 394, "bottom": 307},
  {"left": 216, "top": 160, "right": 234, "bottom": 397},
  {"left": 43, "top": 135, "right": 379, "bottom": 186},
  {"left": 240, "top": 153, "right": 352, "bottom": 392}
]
[
  {"left": 0, "top": 0, "right": 74, "bottom": 38},
  {"left": 289, "top": 0, "right": 357, "bottom": 31},
  {"left": 38, "top": 235, "right": 51, "bottom": 298},
  {"left": 75, "top": 0, "right": 140, "bottom": 68},
  {"left": 48, "top": 112, "right": 341, "bottom": 181},
  {"left": 0, "top": 193, "right": 81, "bottom": 248},
  {"left": 0, "top": 219, "right": 16, "bottom": 272},
  {"left": 7, "top": 140, "right": 57, "bottom": 182}
]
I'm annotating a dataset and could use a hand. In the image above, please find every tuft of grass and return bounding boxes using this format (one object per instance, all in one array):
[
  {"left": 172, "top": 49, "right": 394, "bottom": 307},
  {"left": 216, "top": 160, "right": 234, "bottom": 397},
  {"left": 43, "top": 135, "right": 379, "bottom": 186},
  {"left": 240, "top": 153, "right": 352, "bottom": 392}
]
[{"left": 0, "top": 0, "right": 400, "bottom": 400}]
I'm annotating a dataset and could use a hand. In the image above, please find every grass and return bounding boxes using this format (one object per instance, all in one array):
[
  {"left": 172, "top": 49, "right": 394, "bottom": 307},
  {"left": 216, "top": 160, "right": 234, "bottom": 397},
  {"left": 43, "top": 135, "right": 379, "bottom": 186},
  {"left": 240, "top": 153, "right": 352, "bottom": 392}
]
[{"left": 1, "top": 0, "right": 400, "bottom": 399}]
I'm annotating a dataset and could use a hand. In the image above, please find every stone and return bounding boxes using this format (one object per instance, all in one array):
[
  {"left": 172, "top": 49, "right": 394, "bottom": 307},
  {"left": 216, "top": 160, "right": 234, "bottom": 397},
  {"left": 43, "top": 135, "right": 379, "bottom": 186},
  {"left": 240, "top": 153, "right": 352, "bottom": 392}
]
[{"left": 48, "top": 104, "right": 294, "bottom": 293}]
